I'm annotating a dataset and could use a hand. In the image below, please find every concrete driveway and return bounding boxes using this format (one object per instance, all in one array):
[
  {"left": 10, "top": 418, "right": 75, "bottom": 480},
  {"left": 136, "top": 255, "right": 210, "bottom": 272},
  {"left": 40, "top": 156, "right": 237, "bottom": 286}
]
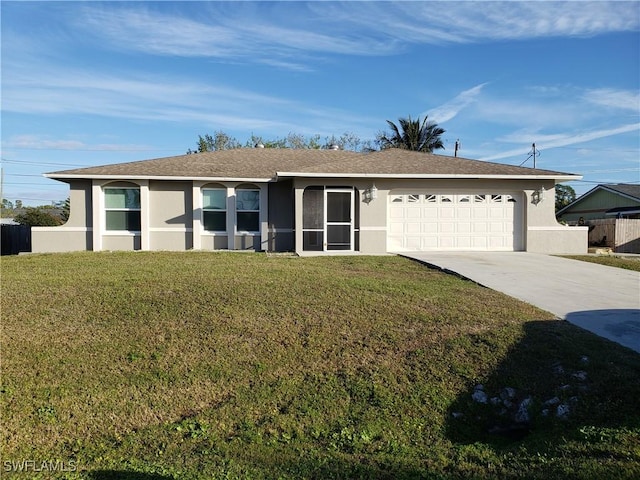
[{"left": 401, "top": 252, "right": 640, "bottom": 354}]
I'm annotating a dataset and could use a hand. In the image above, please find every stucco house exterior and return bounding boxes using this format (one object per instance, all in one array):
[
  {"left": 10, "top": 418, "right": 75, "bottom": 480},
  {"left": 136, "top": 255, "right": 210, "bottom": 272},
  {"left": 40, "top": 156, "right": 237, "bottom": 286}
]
[
  {"left": 32, "top": 147, "right": 587, "bottom": 255},
  {"left": 556, "top": 183, "right": 640, "bottom": 223}
]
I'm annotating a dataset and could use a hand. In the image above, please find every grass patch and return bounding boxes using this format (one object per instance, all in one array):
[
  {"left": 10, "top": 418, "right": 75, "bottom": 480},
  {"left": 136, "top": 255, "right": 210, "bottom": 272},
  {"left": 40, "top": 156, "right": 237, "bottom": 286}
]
[
  {"left": 562, "top": 255, "right": 640, "bottom": 272},
  {"left": 1, "top": 252, "right": 639, "bottom": 479}
]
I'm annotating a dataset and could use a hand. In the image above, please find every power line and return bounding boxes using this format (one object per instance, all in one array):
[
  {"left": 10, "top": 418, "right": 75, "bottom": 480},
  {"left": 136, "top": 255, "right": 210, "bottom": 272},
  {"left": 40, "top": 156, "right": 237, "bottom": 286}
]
[
  {"left": 3, "top": 146, "right": 177, "bottom": 152},
  {"left": 518, "top": 143, "right": 540, "bottom": 167},
  {"left": 4, "top": 173, "right": 45, "bottom": 177},
  {"left": 1, "top": 157, "right": 90, "bottom": 168}
]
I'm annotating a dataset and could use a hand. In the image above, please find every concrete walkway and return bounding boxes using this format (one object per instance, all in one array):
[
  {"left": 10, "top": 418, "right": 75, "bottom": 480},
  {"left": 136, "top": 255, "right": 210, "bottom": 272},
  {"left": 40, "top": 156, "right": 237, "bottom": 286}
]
[{"left": 401, "top": 252, "right": 640, "bottom": 354}]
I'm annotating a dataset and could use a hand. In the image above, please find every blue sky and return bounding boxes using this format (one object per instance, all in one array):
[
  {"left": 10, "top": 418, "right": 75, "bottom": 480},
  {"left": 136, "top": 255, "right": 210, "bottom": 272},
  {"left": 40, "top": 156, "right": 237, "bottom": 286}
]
[{"left": 1, "top": 1, "right": 639, "bottom": 206}]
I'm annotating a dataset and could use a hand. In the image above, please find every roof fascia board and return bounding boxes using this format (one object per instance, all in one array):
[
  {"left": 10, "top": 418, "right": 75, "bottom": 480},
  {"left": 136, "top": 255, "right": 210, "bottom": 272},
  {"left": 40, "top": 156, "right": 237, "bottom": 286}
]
[
  {"left": 44, "top": 174, "right": 274, "bottom": 183},
  {"left": 605, "top": 208, "right": 640, "bottom": 216},
  {"left": 276, "top": 172, "right": 581, "bottom": 181}
]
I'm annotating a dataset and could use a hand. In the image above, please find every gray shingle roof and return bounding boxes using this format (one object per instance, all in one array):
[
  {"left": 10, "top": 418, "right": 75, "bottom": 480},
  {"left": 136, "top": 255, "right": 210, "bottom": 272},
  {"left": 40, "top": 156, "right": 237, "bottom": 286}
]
[
  {"left": 47, "top": 148, "right": 577, "bottom": 180},
  {"left": 602, "top": 183, "right": 640, "bottom": 200}
]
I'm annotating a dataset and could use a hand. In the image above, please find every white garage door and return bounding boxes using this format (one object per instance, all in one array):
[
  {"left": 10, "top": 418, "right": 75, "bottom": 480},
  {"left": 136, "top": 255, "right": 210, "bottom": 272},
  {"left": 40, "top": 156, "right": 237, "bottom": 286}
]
[{"left": 388, "top": 193, "right": 521, "bottom": 251}]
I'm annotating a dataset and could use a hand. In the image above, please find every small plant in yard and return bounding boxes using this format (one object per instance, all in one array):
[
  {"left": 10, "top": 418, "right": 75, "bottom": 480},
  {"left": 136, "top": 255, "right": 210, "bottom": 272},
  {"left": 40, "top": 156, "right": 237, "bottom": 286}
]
[{"left": 1, "top": 251, "right": 639, "bottom": 479}]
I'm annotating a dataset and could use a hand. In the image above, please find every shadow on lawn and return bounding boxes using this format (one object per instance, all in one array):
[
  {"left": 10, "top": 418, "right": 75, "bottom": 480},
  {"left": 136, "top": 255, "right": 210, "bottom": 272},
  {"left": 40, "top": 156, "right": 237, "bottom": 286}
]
[{"left": 445, "top": 318, "right": 640, "bottom": 447}]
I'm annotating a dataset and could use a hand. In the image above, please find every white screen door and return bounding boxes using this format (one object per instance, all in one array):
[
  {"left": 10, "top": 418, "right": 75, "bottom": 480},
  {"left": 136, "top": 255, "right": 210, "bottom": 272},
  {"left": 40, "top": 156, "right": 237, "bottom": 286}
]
[{"left": 325, "top": 189, "right": 354, "bottom": 251}]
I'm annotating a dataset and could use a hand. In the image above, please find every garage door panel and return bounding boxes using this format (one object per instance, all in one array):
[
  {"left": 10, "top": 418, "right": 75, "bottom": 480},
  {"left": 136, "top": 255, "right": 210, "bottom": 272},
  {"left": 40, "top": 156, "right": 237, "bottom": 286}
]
[
  {"left": 473, "top": 209, "right": 488, "bottom": 219},
  {"left": 388, "top": 192, "right": 520, "bottom": 252},
  {"left": 406, "top": 236, "right": 421, "bottom": 249},
  {"left": 406, "top": 222, "right": 421, "bottom": 234},
  {"left": 440, "top": 236, "right": 455, "bottom": 248},
  {"left": 457, "top": 207, "right": 471, "bottom": 219},
  {"left": 473, "top": 223, "right": 488, "bottom": 233},
  {"left": 440, "top": 222, "right": 455, "bottom": 233},
  {"left": 389, "top": 222, "right": 404, "bottom": 235},
  {"left": 490, "top": 222, "right": 505, "bottom": 233},
  {"left": 421, "top": 237, "right": 438, "bottom": 249},
  {"left": 440, "top": 207, "right": 455, "bottom": 218},
  {"left": 389, "top": 207, "right": 404, "bottom": 219},
  {"left": 457, "top": 222, "right": 471, "bottom": 233},
  {"left": 457, "top": 237, "right": 471, "bottom": 248},
  {"left": 490, "top": 207, "right": 507, "bottom": 218},
  {"left": 422, "top": 222, "right": 438, "bottom": 233},
  {"left": 406, "top": 207, "right": 421, "bottom": 219}
]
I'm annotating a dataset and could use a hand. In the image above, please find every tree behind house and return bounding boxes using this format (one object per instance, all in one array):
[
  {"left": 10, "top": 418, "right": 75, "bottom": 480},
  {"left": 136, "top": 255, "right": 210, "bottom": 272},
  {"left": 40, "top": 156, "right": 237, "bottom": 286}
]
[
  {"left": 14, "top": 207, "right": 63, "bottom": 227},
  {"left": 378, "top": 115, "right": 445, "bottom": 153},
  {"left": 555, "top": 184, "right": 576, "bottom": 212}
]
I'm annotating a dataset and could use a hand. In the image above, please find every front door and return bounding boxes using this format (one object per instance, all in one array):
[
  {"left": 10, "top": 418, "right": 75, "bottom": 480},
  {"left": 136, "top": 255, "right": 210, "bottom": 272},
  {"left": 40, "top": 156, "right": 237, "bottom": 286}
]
[{"left": 325, "top": 189, "right": 354, "bottom": 251}]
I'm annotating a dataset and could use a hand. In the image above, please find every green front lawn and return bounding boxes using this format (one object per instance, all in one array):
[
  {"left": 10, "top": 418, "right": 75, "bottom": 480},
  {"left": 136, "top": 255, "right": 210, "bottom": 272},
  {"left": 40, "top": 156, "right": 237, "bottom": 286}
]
[
  {"left": 1, "top": 252, "right": 639, "bottom": 479},
  {"left": 562, "top": 255, "right": 640, "bottom": 272}
]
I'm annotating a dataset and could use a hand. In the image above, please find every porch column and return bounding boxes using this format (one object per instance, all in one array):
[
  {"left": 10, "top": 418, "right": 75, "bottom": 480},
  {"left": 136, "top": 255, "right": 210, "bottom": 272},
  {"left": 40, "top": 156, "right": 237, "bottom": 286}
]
[
  {"left": 294, "top": 183, "right": 304, "bottom": 255},
  {"left": 139, "top": 180, "right": 150, "bottom": 251},
  {"left": 260, "top": 183, "right": 269, "bottom": 251},
  {"left": 226, "top": 185, "right": 236, "bottom": 250},
  {"left": 91, "top": 181, "right": 103, "bottom": 251},
  {"left": 192, "top": 182, "right": 203, "bottom": 250}
]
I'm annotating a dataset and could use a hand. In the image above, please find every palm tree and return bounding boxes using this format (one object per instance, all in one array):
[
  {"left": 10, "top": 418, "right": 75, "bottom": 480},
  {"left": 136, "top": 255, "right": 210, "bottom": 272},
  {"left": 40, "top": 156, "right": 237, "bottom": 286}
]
[{"left": 378, "top": 115, "right": 445, "bottom": 153}]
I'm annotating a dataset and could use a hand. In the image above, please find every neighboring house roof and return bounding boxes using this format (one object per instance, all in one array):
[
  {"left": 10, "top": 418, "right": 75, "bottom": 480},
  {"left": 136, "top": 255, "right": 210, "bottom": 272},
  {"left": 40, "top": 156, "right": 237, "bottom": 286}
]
[
  {"left": 599, "top": 183, "right": 640, "bottom": 201},
  {"left": 45, "top": 148, "right": 580, "bottom": 182},
  {"left": 556, "top": 183, "right": 640, "bottom": 217}
]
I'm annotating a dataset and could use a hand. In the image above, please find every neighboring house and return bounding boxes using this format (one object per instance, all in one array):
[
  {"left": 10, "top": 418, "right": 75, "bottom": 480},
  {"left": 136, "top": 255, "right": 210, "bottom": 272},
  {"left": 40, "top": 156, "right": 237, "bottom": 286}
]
[
  {"left": 556, "top": 184, "right": 640, "bottom": 223},
  {"left": 32, "top": 148, "right": 587, "bottom": 255},
  {"left": 556, "top": 184, "right": 640, "bottom": 253}
]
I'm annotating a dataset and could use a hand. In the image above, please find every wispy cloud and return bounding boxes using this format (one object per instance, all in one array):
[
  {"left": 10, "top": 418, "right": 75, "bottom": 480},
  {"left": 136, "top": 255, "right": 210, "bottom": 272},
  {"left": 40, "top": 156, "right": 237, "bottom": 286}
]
[
  {"left": 1, "top": 56, "right": 375, "bottom": 138},
  {"left": 481, "top": 123, "right": 640, "bottom": 161},
  {"left": 425, "top": 83, "right": 488, "bottom": 124},
  {"left": 583, "top": 88, "right": 640, "bottom": 112},
  {"left": 68, "top": 2, "right": 640, "bottom": 69},
  {"left": 76, "top": 3, "right": 397, "bottom": 69},
  {"left": 3, "top": 135, "right": 157, "bottom": 152},
  {"left": 317, "top": 1, "right": 639, "bottom": 45}
]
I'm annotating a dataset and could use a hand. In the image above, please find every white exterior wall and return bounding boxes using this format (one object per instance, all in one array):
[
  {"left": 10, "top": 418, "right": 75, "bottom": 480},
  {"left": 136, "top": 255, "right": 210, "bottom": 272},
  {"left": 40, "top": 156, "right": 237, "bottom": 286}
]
[
  {"left": 32, "top": 177, "right": 587, "bottom": 255},
  {"left": 31, "top": 180, "right": 93, "bottom": 253}
]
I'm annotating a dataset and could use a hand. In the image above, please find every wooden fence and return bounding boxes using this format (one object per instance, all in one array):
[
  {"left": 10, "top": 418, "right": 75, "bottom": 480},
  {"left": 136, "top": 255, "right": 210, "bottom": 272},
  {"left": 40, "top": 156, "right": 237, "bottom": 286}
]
[
  {"left": 587, "top": 218, "right": 640, "bottom": 253},
  {"left": 1, "top": 225, "right": 31, "bottom": 255}
]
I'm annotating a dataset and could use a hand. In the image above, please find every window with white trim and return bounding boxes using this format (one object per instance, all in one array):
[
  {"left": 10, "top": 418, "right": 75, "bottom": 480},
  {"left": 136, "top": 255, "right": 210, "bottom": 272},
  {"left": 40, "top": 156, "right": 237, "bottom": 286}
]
[
  {"left": 202, "top": 188, "right": 227, "bottom": 232},
  {"left": 104, "top": 187, "right": 141, "bottom": 232},
  {"left": 236, "top": 188, "right": 260, "bottom": 232}
]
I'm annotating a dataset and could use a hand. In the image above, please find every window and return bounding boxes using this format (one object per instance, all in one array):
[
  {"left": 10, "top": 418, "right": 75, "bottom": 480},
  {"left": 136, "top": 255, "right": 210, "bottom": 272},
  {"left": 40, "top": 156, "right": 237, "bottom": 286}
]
[
  {"left": 425, "top": 194, "right": 437, "bottom": 203},
  {"left": 105, "top": 187, "right": 141, "bottom": 231},
  {"left": 458, "top": 195, "right": 470, "bottom": 203},
  {"left": 236, "top": 188, "right": 260, "bottom": 232},
  {"left": 203, "top": 188, "right": 227, "bottom": 232},
  {"left": 407, "top": 194, "right": 420, "bottom": 203},
  {"left": 441, "top": 195, "right": 453, "bottom": 203}
]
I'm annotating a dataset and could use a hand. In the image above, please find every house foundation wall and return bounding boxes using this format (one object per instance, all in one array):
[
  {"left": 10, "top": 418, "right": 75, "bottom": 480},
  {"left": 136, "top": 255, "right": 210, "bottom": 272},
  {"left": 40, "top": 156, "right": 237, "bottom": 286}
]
[
  {"left": 149, "top": 230, "right": 193, "bottom": 251},
  {"left": 526, "top": 226, "right": 589, "bottom": 254},
  {"left": 31, "top": 228, "right": 92, "bottom": 253}
]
